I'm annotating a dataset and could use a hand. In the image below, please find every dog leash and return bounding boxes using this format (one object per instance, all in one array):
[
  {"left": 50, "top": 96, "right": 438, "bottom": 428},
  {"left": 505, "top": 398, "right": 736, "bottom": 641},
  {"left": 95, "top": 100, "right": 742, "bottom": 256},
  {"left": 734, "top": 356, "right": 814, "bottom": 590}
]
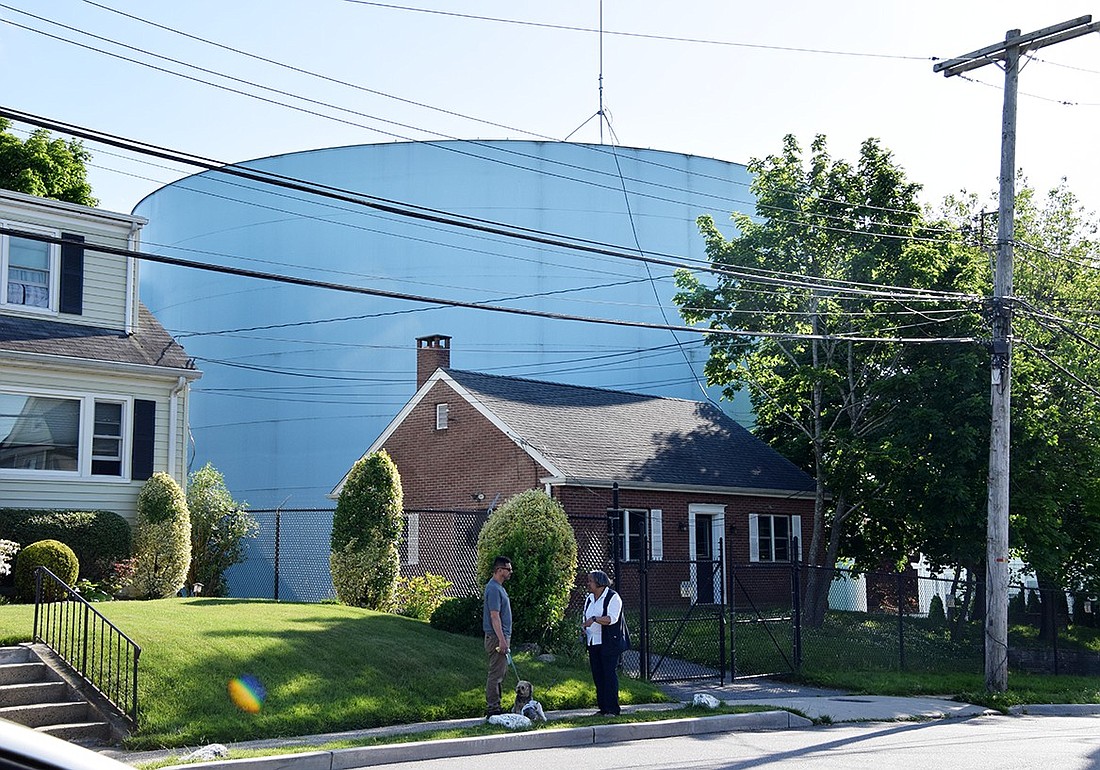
[{"left": 506, "top": 651, "right": 521, "bottom": 683}]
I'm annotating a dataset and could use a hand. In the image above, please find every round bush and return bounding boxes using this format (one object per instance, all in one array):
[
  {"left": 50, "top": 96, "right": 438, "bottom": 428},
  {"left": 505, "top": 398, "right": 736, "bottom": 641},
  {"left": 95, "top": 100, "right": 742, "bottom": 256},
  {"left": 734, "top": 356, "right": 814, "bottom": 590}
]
[
  {"left": 14, "top": 540, "right": 79, "bottom": 602},
  {"left": 429, "top": 595, "right": 483, "bottom": 636},
  {"left": 476, "top": 490, "right": 577, "bottom": 644}
]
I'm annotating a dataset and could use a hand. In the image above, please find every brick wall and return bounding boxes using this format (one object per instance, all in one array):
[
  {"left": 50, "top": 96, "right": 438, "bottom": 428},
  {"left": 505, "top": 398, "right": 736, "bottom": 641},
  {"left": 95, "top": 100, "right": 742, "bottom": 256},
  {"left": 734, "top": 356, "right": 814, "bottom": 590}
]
[{"left": 382, "top": 380, "right": 544, "bottom": 509}]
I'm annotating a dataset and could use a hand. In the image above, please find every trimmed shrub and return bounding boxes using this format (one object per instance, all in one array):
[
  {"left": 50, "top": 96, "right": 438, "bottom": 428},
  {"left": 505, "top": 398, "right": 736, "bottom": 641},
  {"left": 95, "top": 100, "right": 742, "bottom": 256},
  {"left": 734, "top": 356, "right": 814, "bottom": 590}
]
[
  {"left": 131, "top": 473, "right": 191, "bottom": 599},
  {"left": 389, "top": 573, "right": 453, "bottom": 620},
  {"left": 475, "top": 490, "right": 578, "bottom": 644},
  {"left": 186, "top": 464, "right": 256, "bottom": 596},
  {"left": 0, "top": 508, "right": 131, "bottom": 582},
  {"left": 927, "top": 594, "right": 946, "bottom": 626},
  {"left": 14, "top": 540, "right": 79, "bottom": 602},
  {"left": 429, "top": 595, "right": 483, "bottom": 636},
  {"left": 330, "top": 451, "right": 403, "bottom": 609}
]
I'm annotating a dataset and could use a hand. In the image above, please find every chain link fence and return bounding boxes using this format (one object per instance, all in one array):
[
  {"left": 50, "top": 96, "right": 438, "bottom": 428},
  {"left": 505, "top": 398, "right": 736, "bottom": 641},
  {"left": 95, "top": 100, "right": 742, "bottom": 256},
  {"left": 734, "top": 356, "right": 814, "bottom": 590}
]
[{"left": 222, "top": 509, "right": 1099, "bottom": 678}]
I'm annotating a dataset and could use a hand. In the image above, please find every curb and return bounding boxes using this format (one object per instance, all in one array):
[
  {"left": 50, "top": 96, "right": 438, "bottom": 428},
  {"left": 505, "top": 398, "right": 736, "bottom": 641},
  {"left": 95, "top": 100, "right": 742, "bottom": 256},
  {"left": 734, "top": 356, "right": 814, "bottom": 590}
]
[
  {"left": 1008, "top": 704, "right": 1100, "bottom": 717},
  {"left": 159, "top": 710, "right": 805, "bottom": 770}
]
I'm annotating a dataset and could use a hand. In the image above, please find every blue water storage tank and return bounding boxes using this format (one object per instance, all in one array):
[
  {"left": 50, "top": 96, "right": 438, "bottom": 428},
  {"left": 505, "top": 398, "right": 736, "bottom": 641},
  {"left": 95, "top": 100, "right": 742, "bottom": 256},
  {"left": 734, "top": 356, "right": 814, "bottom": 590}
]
[{"left": 136, "top": 141, "right": 752, "bottom": 513}]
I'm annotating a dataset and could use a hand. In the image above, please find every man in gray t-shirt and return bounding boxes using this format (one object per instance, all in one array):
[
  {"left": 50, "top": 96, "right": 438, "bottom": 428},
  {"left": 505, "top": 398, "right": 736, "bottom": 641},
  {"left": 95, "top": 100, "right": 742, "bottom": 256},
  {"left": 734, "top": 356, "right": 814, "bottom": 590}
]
[{"left": 483, "top": 556, "right": 513, "bottom": 716}]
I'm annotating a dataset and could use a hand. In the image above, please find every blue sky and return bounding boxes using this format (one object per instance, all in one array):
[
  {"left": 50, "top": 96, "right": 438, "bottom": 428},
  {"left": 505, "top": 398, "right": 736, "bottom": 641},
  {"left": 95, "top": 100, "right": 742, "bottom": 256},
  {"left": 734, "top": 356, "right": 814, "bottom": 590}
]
[{"left": 2, "top": 0, "right": 1098, "bottom": 216}]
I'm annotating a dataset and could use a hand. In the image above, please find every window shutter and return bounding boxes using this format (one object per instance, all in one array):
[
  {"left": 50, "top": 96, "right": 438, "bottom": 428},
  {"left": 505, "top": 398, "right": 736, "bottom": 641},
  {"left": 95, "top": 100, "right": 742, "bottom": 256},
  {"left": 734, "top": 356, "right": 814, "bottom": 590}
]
[
  {"left": 59, "top": 233, "right": 85, "bottom": 315},
  {"left": 405, "top": 512, "right": 420, "bottom": 565},
  {"left": 791, "top": 515, "right": 803, "bottom": 561},
  {"left": 131, "top": 399, "right": 156, "bottom": 480},
  {"left": 748, "top": 513, "right": 760, "bottom": 562},
  {"left": 649, "top": 509, "right": 663, "bottom": 561}
]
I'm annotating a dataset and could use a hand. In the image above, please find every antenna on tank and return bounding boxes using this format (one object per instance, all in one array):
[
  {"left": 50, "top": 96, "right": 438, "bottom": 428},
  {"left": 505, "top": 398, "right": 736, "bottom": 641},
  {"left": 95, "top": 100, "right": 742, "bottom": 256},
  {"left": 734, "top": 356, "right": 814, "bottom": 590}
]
[
  {"left": 563, "top": 0, "right": 610, "bottom": 144},
  {"left": 598, "top": 0, "right": 604, "bottom": 145}
]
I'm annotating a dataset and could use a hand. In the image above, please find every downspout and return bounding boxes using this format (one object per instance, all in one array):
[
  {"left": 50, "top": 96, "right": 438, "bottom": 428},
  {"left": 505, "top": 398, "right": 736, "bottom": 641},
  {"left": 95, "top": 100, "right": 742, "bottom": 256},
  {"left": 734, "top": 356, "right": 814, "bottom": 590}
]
[
  {"left": 168, "top": 376, "right": 187, "bottom": 482},
  {"left": 125, "top": 220, "right": 141, "bottom": 335}
]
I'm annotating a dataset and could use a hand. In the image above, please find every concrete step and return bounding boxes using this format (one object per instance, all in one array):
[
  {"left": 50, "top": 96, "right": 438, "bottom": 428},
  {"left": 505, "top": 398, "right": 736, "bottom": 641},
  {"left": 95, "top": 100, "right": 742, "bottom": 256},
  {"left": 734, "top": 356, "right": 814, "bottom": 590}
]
[
  {"left": 0, "top": 662, "right": 49, "bottom": 685},
  {"left": 0, "top": 701, "right": 90, "bottom": 728},
  {"left": 0, "top": 646, "right": 34, "bottom": 665},
  {"left": 0, "top": 680, "right": 69, "bottom": 707},
  {"left": 38, "top": 720, "right": 111, "bottom": 746}
]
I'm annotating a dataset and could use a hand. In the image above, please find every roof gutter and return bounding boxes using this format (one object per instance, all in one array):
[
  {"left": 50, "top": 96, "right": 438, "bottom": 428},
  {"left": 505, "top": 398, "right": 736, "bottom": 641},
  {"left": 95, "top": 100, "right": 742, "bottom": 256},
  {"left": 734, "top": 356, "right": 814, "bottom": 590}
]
[
  {"left": 0, "top": 349, "right": 202, "bottom": 380},
  {"left": 539, "top": 475, "right": 817, "bottom": 500}
]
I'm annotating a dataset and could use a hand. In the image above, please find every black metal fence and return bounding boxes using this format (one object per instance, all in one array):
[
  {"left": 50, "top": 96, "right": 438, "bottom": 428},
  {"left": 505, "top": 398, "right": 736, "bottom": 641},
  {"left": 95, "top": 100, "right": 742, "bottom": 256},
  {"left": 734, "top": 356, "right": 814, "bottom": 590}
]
[
  {"left": 226, "top": 508, "right": 492, "bottom": 602},
  {"left": 729, "top": 563, "right": 1100, "bottom": 679},
  {"left": 33, "top": 567, "right": 141, "bottom": 725},
  {"left": 224, "top": 508, "right": 1098, "bottom": 679}
]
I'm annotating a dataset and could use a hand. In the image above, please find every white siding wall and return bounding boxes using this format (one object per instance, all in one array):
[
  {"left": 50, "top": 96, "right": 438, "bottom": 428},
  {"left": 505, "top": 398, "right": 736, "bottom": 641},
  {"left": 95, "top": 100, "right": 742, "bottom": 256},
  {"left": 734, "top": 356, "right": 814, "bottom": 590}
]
[
  {"left": 0, "top": 190, "right": 143, "bottom": 331},
  {"left": 0, "top": 362, "right": 185, "bottom": 524}
]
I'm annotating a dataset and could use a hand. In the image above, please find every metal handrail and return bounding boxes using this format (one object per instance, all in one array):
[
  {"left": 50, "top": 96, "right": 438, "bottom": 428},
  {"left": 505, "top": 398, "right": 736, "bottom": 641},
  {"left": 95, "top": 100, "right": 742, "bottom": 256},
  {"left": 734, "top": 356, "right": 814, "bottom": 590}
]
[{"left": 32, "top": 566, "right": 141, "bottom": 726}]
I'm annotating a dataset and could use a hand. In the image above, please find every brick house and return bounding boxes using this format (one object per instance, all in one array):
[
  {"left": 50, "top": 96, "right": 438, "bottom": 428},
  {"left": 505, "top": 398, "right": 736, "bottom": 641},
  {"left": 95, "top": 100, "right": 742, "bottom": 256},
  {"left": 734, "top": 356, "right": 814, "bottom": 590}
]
[
  {"left": 0, "top": 188, "right": 200, "bottom": 523},
  {"left": 333, "top": 334, "right": 815, "bottom": 605}
]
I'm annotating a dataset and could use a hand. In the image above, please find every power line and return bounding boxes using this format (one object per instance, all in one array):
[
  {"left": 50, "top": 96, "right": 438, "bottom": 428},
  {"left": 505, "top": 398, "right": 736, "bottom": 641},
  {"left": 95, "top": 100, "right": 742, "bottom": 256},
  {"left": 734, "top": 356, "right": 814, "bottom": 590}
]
[
  {"left": 4, "top": 225, "right": 978, "bottom": 345},
  {"left": 0, "top": 106, "right": 978, "bottom": 306},
  {"left": 340, "top": 1, "right": 930, "bottom": 61},
  {"left": 3, "top": 4, "right": 961, "bottom": 234}
]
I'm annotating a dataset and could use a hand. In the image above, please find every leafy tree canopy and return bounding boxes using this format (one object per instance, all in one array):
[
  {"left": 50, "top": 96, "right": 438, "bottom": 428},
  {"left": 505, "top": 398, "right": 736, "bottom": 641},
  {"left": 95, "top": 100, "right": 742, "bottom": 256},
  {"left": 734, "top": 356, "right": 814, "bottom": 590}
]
[
  {"left": 674, "top": 134, "right": 990, "bottom": 621},
  {"left": 0, "top": 118, "right": 97, "bottom": 206}
]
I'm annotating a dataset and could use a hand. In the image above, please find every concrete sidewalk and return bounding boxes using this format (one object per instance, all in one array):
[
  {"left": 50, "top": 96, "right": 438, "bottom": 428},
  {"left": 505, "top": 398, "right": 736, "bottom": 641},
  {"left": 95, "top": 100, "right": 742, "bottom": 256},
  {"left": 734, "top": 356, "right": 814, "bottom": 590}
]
[{"left": 101, "top": 681, "right": 1026, "bottom": 770}]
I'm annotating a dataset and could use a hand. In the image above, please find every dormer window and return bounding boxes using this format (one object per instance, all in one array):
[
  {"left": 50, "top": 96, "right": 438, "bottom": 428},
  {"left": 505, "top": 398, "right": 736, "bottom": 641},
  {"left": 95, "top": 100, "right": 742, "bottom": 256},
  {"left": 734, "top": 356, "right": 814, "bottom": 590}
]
[
  {"left": 435, "top": 403, "right": 449, "bottom": 430},
  {"left": 1, "top": 224, "right": 59, "bottom": 312}
]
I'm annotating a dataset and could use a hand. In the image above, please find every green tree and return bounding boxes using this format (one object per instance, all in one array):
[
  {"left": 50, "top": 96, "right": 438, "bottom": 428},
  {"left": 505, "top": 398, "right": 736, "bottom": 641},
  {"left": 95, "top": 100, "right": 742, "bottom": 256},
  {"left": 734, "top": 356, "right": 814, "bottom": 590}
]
[
  {"left": 674, "top": 135, "right": 989, "bottom": 624},
  {"left": 999, "top": 181, "right": 1100, "bottom": 636},
  {"left": 476, "top": 490, "right": 578, "bottom": 644},
  {"left": 186, "top": 464, "right": 257, "bottom": 596},
  {"left": 0, "top": 118, "right": 97, "bottom": 206},
  {"left": 330, "top": 451, "right": 403, "bottom": 609},
  {"left": 132, "top": 472, "right": 192, "bottom": 599}
]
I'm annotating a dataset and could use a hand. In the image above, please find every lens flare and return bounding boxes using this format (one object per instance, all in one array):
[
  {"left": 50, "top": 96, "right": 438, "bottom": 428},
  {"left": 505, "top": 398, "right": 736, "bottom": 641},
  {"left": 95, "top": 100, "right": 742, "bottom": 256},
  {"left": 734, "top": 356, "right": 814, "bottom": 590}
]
[{"left": 228, "top": 675, "right": 265, "bottom": 713}]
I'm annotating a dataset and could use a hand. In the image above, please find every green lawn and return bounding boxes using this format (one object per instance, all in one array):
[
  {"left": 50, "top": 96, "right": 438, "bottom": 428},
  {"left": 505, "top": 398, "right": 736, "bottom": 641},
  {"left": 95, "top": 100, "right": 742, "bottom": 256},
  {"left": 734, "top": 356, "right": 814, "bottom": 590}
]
[
  {"left": 0, "top": 598, "right": 669, "bottom": 749},
  {"left": 3, "top": 599, "right": 1099, "bottom": 751}
]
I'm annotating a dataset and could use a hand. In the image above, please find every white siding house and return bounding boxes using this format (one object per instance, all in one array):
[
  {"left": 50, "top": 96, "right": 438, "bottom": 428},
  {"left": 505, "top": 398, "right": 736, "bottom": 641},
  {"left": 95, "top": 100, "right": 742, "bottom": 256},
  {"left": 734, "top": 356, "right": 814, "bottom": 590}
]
[{"left": 0, "top": 188, "right": 200, "bottom": 523}]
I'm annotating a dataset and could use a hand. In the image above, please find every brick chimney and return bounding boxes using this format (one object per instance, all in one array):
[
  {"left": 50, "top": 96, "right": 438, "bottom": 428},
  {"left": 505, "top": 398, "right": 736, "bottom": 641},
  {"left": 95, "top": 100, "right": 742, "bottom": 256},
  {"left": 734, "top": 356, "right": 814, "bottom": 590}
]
[{"left": 416, "top": 334, "right": 451, "bottom": 389}]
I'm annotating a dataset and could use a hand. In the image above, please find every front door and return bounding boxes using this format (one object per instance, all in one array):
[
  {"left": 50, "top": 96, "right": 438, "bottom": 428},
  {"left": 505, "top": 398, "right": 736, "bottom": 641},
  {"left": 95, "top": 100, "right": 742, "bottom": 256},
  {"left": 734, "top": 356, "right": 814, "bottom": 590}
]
[{"left": 695, "top": 513, "right": 715, "bottom": 604}]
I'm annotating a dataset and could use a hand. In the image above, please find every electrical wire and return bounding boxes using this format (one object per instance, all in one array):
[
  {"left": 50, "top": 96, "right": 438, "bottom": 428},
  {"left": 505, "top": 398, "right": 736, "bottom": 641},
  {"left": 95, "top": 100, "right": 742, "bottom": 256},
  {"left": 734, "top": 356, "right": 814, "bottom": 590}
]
[
  {"left": 4, "top": 225, "right": 980, "bottom": 345},
  {"left": 0, "top": 106, "right": 980, "bottom": 307},
  {"left": 3, "top": 4, "right": 963, "bottom": 235},
  {"left": 339, "top": 1, "right": 931, "bottom": 61}
]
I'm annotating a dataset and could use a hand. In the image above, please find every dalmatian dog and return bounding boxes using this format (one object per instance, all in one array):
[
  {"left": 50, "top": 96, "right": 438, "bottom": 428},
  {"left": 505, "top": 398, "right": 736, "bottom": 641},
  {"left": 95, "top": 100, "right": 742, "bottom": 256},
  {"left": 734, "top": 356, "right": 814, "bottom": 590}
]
[{"left": 512, "top": 679, "right": 547, "bottom": 723}]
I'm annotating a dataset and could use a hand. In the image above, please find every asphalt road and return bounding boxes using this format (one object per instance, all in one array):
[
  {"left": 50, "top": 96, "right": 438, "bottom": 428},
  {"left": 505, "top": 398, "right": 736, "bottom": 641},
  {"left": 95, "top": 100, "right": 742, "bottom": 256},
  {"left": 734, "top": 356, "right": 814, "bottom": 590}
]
[{"left": 371, "top": 714, "right": 1100, "bottom": 770}]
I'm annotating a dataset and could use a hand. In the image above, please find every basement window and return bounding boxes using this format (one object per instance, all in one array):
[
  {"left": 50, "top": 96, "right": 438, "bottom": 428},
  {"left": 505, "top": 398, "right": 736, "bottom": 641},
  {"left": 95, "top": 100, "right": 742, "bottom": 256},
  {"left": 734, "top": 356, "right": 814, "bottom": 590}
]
[{"left": 435, "top": 403, "right": 449, "bottom": 430}]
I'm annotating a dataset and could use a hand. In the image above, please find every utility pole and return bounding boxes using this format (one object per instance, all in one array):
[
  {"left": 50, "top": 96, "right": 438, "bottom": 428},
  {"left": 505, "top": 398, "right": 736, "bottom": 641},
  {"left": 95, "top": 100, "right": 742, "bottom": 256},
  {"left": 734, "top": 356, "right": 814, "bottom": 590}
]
[{"left": 935, "top": 15, "right": 1100, "bottom": 693}]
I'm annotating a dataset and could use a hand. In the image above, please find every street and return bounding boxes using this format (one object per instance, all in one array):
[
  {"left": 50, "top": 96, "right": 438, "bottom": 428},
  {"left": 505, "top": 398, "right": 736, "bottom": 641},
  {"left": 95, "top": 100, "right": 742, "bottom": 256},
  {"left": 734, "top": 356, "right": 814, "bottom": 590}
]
[{"left": 373, "top": 715, "right": 1100, "bottom": 769}]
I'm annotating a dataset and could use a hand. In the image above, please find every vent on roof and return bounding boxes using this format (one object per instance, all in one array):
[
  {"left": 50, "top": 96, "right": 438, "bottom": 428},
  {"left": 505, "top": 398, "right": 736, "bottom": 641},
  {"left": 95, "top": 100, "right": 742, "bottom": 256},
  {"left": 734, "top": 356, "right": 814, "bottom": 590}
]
[{"left": 436, "top": 403, "right": 449, "bottom": 430}]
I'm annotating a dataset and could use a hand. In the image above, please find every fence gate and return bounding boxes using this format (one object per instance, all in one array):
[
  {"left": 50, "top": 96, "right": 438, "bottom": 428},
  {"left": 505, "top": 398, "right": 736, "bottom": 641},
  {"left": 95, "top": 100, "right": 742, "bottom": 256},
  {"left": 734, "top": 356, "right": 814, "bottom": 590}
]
[
  {"left": 727, "top": 561, "right": 798, "bottom": 678},
  {"left": 607, "top": 506, "right": 728, "bottom": 684}
]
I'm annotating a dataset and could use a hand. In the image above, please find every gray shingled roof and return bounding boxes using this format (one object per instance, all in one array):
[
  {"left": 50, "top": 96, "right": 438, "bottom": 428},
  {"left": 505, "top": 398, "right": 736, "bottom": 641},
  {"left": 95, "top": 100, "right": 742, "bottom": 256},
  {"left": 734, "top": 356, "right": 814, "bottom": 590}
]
[
  {"left": 446, "top": 369, "right": 815, "bottom": 494},
  {"left": 0, "top": 303, "right": 195, "bottom": 371}
]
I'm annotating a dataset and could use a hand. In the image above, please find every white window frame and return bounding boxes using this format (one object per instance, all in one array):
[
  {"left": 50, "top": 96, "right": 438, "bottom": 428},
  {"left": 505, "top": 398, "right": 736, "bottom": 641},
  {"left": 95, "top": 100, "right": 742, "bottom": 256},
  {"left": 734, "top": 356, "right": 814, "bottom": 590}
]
[
  {"left": 748, "top": 513, "right": 803, "bottom": 563},
  {"left": 0, "top": 387, "right": 132, "bottom": 481},
  {"left": 0, "top": 221, "right": 60, "bottom": 315},
  {"left": 617, "top": 508, "right": 663, "bottom": 562},
  {"left": 435, "top": 403, "right": 448, "bottom": 430},
  {"left": 688, "top": 503, "right": 725, "bottom": 604}
]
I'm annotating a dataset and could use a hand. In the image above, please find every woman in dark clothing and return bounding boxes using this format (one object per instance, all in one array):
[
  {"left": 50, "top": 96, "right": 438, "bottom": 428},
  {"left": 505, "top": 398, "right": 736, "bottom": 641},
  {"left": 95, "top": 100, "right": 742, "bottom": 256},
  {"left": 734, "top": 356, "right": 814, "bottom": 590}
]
[{"left": 581, "top": 570, "right": 624, "bottom": 716}]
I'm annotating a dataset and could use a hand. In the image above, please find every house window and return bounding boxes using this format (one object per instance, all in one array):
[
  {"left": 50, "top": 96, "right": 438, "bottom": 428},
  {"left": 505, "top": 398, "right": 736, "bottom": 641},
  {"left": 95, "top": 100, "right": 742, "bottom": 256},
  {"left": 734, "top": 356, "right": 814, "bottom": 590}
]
[
  {"left": 614, "top": 508, "right": 663, "bottom": 562},
  {"left": 0, "top": 391, "right": 129, "bottom": 478},
  {"left": 435, "top": 403, "right": 448, "bottom": 430},
  {"left": 1, "top": 225, "right": 59, "bottom": 312},
  {"left": 91, "top": 401, "right": 124, "bottom": 476},
  {"left": 749, "top": 513, "right": 802, "bottom": 562}
]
